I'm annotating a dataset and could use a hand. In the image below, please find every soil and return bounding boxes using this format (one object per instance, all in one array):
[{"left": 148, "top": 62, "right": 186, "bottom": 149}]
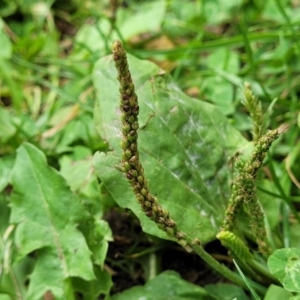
[{"left": 104, "top": 209, "right": 230, "bottom": 296}]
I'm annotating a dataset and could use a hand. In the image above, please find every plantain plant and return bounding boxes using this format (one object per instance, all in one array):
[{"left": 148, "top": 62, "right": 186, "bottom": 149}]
[{"left": 93, "top": 41, "right": 297, "bottom": 298}]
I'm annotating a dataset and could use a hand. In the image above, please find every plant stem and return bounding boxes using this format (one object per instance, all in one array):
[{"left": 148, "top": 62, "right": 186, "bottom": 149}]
[{"left": 186, "top": 237, "right": 267, "bottom": 295}]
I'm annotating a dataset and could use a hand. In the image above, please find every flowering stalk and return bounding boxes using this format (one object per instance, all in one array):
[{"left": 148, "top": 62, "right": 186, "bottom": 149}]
[
  {"left": 220, "top": 84, "right": 287, "bottom": 257},
  {"left": 112, "top": 40, "right": 186, "bottom": 244},
  {"left": 221, "top": 129, "right": 281, "bottom": 256}
]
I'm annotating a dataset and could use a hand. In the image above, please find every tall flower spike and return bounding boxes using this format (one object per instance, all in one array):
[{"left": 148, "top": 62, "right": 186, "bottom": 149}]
[
  {"left": 242, "top": 129, "right": 280, "bottom": 256},
  {"left": 220, "top": 128, "right": 281, "bottom": 257},
  {"left": 112, "top": 40, "right": 185, "bottom": 244}
]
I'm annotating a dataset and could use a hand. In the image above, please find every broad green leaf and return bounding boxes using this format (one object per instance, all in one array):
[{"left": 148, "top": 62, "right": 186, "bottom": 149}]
[
  {"left": 93, "top": 54, "right": 249, "bottom": 243},
  {"left": 10, "top": 143, "right": 95, "bottom": 299},
  {"left": 267, "top": 248, "right": 300, "bottom": 293},
  {"left": 111, "top": 270, "right": 213, "bottom": 300}
]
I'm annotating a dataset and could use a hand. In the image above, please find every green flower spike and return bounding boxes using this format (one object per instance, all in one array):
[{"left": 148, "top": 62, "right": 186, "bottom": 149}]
[
  {"left": 221, "top": 128, "right": 282, "bottom": 257},
  {"left": 220, "top": 83, "right": 288, "bottom": 257},
  {"left": 242, "top": 129, "right": 280, "bottom": 256},
  {"left": 111, "top": 40, "right": 184, "bottom": 243},
  {"left": 217, "top": 231, "right": 253, "bottom": 261}
]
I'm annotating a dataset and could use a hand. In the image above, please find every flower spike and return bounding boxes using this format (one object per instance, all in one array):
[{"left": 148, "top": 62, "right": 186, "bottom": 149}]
[{"left": 112, "top": 40, "right": 185, "bottom": 243}]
